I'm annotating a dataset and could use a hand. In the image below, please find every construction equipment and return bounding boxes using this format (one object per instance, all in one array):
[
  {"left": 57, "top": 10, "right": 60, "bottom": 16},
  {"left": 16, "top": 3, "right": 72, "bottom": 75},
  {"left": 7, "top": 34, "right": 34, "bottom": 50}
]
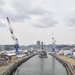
[{"left": 7, "top": 17, "right": 19, "bottom": 55}]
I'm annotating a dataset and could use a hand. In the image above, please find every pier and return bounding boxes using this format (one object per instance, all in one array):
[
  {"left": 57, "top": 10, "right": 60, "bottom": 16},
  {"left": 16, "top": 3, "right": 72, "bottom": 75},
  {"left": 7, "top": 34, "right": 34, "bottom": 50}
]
[
  {"left": 0, "top": 53, "right": 37, "bottom": 75},
  {"left": 12, "top": 54, "right": 67, "bottom": 75},
  {"left": 0, "top": 52, "right": 75, "bottom": 75},
  {"left": 49, "top": 53, "right": 75, "bottom": 75}
]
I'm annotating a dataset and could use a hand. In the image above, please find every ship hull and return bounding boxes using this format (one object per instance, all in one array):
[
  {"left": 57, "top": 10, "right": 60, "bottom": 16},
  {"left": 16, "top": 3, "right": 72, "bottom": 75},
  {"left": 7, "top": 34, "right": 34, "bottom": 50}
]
[{"left": 38, "top": 50, "right": 47, "bottom": 58}]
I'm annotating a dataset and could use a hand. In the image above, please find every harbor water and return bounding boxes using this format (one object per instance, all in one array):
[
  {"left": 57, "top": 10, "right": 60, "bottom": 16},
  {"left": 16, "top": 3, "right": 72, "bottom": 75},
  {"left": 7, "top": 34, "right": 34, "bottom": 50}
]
[{"left": 13, "top": 54, "right": 67, "bottom": 75}]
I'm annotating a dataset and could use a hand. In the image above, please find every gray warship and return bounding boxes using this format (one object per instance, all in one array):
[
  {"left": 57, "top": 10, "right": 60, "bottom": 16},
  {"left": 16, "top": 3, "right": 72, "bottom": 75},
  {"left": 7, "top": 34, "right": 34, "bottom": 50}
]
[
  {"left": 38, "top": 50, "right": 47, "bottom": 58},
  {"left": 38, "top": 42, "right": 47, "bottom": 58}
]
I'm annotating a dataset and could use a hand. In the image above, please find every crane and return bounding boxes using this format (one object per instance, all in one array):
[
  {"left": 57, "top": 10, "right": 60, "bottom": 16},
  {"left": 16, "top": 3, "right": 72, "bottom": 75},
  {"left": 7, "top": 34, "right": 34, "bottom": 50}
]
[
  {"left": 7, "top": 17, "right": 19, "bottom": 55},
  {"left": 52, "top": 33, "right": 56, "bottom": 53}
]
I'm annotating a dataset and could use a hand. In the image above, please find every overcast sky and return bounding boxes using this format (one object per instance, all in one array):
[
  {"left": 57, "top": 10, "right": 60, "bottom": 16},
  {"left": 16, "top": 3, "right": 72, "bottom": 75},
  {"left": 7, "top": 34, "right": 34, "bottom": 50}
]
[{"left": 0, "top": 0, "right": 75, "bottom": 45}]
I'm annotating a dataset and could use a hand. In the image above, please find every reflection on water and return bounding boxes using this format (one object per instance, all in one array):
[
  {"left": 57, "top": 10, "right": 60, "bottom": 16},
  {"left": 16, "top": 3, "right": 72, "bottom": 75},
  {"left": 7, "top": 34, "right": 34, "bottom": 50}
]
[
  {"left": 13, "top": 55, "right": 67, "bottom": 75},
  {"left": 52, "top": 57, "right": 55, "bottom": 75}
]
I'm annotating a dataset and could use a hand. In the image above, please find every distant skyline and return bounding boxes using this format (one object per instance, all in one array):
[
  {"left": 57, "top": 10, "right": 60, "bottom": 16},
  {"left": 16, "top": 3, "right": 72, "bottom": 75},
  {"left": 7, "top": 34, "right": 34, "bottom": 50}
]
[{"left": 0, "top": 0, "right": 75, "bottom": 46}]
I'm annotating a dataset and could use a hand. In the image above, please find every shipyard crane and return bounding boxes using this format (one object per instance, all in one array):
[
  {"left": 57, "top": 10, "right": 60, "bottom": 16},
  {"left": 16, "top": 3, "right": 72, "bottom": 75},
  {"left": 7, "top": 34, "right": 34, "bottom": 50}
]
[
  {"left": 52, "top": 33, "right": 56, "bottom": 53},
  {"left": 7, "top": 17, "right": 19, "bottom": 55}
]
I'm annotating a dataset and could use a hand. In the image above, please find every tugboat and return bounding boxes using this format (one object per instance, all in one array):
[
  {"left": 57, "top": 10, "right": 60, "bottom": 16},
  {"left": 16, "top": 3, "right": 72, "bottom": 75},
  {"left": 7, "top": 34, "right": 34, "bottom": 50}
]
[{"left": 38, "top": 42, "right": 47, "bottom": 58}]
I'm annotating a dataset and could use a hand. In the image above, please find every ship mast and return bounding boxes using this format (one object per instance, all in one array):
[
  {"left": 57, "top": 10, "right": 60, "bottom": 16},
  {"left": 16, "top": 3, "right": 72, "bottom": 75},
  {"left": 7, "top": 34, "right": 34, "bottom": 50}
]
[{"left": 6, "top": 17, "right": 19, "bottom": 55}]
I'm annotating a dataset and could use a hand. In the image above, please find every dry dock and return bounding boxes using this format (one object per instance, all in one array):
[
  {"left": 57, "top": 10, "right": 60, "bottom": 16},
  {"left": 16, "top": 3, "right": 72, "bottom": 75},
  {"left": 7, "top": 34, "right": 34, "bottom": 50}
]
[
  {"left": 0, "top": 54, "right": 37, "bottom": 75},
  {"left": 49, "top": 53, "right": 75, "bottom": 75}
]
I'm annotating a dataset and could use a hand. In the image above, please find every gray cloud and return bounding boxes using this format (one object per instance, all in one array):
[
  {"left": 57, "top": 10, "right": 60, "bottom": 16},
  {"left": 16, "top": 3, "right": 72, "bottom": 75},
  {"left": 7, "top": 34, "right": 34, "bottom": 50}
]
[
  {"left": 64, "top": 9, "right": 75, "bottom": 27},
  {"left": 12, "top": 0, "right": 45, "bottom": 15},
  {"left": 66, "top": 18, "right": 75, "bottom": 26},
  {"left": 0, "top": 0, "right": 5, "bottom": 6},
  {"left": 0, "top": 0, "right": 57, "bottom": 28},
  {"left": 0, "top": 0, "right": 5, "bottom": 16},
  {"left": 0, "top": 0, "right": 47, "bottom": 22},
  {"left": 7, "top": 0, "right": 46, "bottom": 22},
  {"left": 32, "top": 15, "right": 57, "bottom": 28},
  {"left": 0, "top": 23, "right": 6, "bottom": 27}
]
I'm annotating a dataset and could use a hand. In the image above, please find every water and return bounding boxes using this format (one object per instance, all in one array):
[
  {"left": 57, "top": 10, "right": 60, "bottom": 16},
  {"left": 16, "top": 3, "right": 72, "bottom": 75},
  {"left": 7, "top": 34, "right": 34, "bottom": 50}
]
[{"left": 13, "top": 55, "right": 67, "bottom": 75}]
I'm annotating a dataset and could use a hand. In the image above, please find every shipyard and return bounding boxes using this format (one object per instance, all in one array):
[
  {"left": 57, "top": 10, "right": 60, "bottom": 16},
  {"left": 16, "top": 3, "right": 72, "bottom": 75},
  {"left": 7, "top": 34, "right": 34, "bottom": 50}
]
[
  {"left": 1, "top": 40, "right": 75, "bottom": 75},
  {"left": 0, "top": 0, "right": 75, "bottom": 75}
]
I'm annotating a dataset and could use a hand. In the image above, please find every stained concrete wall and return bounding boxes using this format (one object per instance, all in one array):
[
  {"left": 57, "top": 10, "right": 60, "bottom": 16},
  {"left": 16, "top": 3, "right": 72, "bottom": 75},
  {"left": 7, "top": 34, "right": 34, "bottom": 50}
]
[
  {"left": 49, "top": 53, "right": 75, "bottom": 75},
  {"left": 3, "top": 54, "right": 37, "bottom": 75}
]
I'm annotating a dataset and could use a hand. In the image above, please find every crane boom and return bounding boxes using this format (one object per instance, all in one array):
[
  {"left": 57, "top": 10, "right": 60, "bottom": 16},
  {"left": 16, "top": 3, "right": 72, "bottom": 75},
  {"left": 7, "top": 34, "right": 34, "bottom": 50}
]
[
  {"left": 7, "top": 17, "right": 16, "bottom": 41},
  {"left": 7, "top": 17, "right": 19, "bottom": 55}
]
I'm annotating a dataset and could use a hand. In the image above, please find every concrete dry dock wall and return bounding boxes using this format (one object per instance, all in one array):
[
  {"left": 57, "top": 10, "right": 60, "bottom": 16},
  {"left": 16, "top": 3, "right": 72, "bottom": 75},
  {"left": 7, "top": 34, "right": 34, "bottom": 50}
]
[
  {"left": 3, "top": 54, "right": 37, "bottom": 75},
  {"left": 49, "top": 53, "right": 75, "bottom": 75}
]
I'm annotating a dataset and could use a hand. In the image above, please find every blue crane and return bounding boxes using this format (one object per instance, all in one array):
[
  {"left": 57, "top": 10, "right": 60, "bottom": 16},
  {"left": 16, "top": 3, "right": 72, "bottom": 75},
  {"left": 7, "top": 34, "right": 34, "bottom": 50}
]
[{"left": 52, "top": 33, "right": 56, "bottom": 53}]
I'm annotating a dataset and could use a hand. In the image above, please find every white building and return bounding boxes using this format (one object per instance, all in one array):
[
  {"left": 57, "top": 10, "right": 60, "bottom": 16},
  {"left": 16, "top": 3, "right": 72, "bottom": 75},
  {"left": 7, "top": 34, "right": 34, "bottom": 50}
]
[{"left": 63, "top": 50, "right": 72, "bottom": 57}]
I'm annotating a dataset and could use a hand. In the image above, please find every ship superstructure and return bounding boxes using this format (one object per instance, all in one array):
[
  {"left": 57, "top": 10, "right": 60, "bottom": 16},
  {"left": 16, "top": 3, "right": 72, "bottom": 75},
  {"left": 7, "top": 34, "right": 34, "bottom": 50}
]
[{"left": 38, "top": 42, "right": 47, "bottom": 58}]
